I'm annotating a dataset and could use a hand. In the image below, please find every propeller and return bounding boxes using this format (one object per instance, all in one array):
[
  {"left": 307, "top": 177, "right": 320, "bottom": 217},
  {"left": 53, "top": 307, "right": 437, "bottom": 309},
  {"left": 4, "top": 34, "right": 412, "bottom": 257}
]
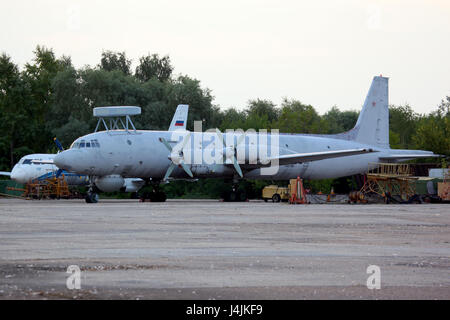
[
  {"left": 53, "top": 137, "right": 64, "bottom": 178},
  {"left": 214, "top": 129, "right": 245, "bottom": 178},
  {"left": 159, "top": 132, "right": 193, "bottom": 181},
  {"left": 55, "top": 169, "right": 63, "bottom": 178},
  {"left": 54, "top": 137, "right": 64, "bottom": 152}
]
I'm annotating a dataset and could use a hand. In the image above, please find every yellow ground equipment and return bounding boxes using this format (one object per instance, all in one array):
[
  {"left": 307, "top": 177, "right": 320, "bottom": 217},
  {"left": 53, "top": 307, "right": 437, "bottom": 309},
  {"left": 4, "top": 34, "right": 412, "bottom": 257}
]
[
  {"left": 262, "top": 185, "right": 289, "bottom": 202},
  {"left": 7, "top": 175, "right": 71, "bottom": 199},
  {"left": 358, "top": 163, "right": 418, "bottom": 203}
]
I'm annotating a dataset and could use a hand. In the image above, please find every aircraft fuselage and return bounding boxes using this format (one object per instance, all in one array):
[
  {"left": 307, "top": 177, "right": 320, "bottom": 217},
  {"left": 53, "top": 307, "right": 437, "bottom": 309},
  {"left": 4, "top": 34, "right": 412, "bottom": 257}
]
[{"left": 54, "top": 130, "right": 390, "bottom": 181}]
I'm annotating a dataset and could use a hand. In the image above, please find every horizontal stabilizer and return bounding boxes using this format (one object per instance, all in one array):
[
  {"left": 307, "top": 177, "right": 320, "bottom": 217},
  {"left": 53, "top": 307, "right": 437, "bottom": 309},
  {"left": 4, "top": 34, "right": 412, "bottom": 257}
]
[
  {"left": 0, "top": 171, "right": 11, "bottom": 176},
  {"left": 268, "top": 148, "right": 376, "bottom": 166}
]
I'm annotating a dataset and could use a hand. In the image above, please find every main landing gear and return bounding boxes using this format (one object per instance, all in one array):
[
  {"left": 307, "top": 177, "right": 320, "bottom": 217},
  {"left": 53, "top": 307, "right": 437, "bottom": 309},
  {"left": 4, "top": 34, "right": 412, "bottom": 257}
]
[
  {"left": 222, "top": 179, "right": 248, "bottom": 202},
  {"left": 139, "top": 180, "right": 167, "bottom": 202}
]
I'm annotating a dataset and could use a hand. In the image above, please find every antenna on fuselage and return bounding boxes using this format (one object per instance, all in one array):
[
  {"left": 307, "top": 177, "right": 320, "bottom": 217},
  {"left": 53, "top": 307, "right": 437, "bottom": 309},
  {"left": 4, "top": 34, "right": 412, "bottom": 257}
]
[{"left": 93, "top": 106, "right": 141, "bottom": 133}]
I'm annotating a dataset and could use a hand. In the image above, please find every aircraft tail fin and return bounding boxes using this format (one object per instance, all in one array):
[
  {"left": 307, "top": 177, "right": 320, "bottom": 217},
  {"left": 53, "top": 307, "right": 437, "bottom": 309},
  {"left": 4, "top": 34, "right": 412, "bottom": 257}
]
[
  {"left": 341, "top": 76, "right": 390, "bottom": 148},
  {"left": 168, "top": 104, "right": 189, "bottom": 131}
]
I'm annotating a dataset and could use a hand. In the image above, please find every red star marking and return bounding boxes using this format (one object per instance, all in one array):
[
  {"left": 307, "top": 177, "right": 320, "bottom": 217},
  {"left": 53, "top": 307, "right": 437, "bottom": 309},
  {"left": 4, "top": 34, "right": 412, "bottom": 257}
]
[{"left": 372, "top": 102, "right": 376, "bottom": 107}]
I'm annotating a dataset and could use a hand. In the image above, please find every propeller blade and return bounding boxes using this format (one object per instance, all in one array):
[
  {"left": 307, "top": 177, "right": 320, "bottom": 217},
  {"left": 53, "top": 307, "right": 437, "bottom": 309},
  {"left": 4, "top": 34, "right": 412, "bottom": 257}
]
[
  {"left": 215, "top": 129, "right": 226, "bottom": 147},
  {"left": 163, "top": 163, "right": 176, "bottom": 181},
  {"left": 180, "top": 162, "right": 194, "bottom": 178},
  {"left": 232, "top": 157, "right": 243, "bottom": 178},
  {"left": 159, "top": 137, "right": 173, "bottom": 152},
  {"left": 55, "top": 169, "right": 63, "bottom": 178},
  {"left": 54, "top": 137, "right": 64, "bottom": 152},
  {"left": 180, "top": 132, "right": 191, "bottom": 149}
]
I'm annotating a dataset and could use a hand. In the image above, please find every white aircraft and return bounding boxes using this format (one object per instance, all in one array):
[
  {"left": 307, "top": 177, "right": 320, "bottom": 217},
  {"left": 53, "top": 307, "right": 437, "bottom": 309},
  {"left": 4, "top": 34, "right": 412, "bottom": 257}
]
[
  {"left": 0, "top": 106, "right": 191, "bottom": 197},
  {"left": 0, "top": 152, "right": 145, "bottom": 194},
  {"left": 1, "top": 153, "right": 88, "bottom": 185},
  {"left": 52, "top": 76, "right": 439, "bottom": 203}
]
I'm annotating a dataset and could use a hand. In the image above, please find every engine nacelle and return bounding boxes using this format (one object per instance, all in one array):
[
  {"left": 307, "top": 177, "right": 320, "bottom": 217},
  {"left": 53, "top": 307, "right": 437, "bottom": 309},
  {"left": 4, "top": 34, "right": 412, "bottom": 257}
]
[
  {"left": 94, "top": 175, "right": 125, "bottom": 192},
  {"left": 121, "top": 178, "right": 145, "bottom": 193}
]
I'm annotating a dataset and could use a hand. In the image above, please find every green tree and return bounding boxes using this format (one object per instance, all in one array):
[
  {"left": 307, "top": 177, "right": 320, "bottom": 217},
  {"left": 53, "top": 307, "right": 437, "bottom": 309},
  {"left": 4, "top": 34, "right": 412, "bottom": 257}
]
[
  {"left": 0, "top": 53, "right": 28, "bottom": 169},
  {"left": 413, "top": 97, "right": 450, "bottom": 157},
  {"left": 389, "top": 104, "right": 419, "bottom": 149},
  {"left": 135, "top": 53, "right": 173, "bottom": 82},
  {"left": 99, "top": 50, "right": 132, "bottom": 75},
  {"left": 246, "top": 99, "right": 279, "bottom": 123},
  {"left": 22, "top": 46, "right": 68, "bottom": 153},
  {"left": 322, "top": 106, "right": 359, "bottom": 134},
  {"left": 219, "top": 107, "right": 246, "bottom": 130},
  {"left": 166, "top": 75, "right": 217, "bottom": 130},
  {"left": 275, "top": 98, "right": 324, "bottom": 133}
]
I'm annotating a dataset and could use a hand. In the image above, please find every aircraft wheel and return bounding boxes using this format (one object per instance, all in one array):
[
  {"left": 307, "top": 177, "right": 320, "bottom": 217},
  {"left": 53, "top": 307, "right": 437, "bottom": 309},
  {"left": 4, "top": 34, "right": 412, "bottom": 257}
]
[
  {"left": 272, "top": 194, "right": 281, "bottom": 203},
  {"left": 147, "top": 191, "right": 167, "bottom": 202},
  {"left": 238, "top": 191, "right": 247, "bottom": 202},
  {"left": 228, "top": 191, "right": 237, "bottom": 202},
  {"left": 130, "top": 192, "right": 139, "bottom": 199},
  {"left": 155, "top": 191, "right": 167, "bottom": 202},
  {"left": 85, "top": 193, "right": 99, "bottom": 203}
]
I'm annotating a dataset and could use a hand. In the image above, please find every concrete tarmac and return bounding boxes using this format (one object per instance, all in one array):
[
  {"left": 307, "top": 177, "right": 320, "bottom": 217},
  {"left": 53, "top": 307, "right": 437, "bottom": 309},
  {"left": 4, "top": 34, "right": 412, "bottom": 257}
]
[{"left": 0, "top": 198, "right": 449, "bottom": 299}]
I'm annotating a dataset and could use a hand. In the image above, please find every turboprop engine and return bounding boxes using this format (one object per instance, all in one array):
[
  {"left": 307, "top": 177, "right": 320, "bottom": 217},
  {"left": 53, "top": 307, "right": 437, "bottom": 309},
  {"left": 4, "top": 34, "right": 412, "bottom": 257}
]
[{"left": 94, "top": 175, "right": 125, "bottom": 192}]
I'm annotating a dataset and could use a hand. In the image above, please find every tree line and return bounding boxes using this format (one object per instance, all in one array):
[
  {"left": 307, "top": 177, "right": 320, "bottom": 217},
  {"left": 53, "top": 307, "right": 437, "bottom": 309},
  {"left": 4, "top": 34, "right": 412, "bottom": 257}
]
[{"left": 0, "top": 46, "right": 448, "bottom": 197}]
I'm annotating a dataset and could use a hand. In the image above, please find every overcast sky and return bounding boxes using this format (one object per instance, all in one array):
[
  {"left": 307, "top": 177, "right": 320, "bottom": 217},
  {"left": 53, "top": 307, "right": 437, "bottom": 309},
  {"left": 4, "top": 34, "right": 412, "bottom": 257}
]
[{"left": 1, "top": 0, "right": 449, "bottom": 114}]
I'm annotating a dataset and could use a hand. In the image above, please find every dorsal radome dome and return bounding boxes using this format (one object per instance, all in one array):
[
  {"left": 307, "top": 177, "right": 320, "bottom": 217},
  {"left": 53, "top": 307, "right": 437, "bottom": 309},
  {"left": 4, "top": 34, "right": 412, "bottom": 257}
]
[{"left": 93, "top": 106, "right": 141, "bottom": 118}]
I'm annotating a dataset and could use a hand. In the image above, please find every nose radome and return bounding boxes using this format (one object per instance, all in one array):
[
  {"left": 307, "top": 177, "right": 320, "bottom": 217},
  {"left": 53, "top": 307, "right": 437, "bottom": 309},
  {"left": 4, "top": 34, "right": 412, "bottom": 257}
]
[
  {"left": 10, "top": 168, "right": 27, "bottom": 183},
  {"left": 54, "top": 151, "right": 73, "bottom": 171}
]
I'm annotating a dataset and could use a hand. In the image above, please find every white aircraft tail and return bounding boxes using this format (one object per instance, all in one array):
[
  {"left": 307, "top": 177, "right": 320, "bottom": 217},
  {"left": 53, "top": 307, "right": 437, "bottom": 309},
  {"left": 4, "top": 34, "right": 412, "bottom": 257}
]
[
  {"left": 339, "top": 76, "right": 389, "bottom": 148},
  {"left": 168, "top": 104, "right": 189, "bottom": 131}
]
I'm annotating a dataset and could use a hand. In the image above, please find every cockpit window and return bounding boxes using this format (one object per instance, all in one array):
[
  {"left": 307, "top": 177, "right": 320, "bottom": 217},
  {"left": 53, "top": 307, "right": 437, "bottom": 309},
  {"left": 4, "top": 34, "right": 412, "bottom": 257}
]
[
  {"left": 22, "top": 159, "right": 32, "bottom": 165},
  {"left": 70, "top": 139, "right": 100, "bottom": 149},
  {"left": 92, "top": 139, "right": 100, "bottom": 147}
]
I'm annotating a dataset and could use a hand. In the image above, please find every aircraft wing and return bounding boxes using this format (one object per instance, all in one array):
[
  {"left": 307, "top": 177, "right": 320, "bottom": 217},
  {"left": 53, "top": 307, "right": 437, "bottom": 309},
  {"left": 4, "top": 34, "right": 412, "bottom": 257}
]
[
  {"left": 169, "top": 104, "right": 189, "bottom": 131},
  {"left": 265, "top": 148, "right": 376, "bottom": 166},
  {"left": 0, "top": 171, "right": 11, "bottom": 176},
  {"left": 379, "top": 153, "right": 440, "bottom": 161}
]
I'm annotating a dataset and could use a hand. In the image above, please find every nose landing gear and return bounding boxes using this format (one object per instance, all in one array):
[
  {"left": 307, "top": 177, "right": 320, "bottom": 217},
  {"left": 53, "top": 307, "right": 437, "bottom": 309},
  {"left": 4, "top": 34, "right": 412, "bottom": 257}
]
[{"left": 85, "top": 176, "right": 99, "bottom": 203}]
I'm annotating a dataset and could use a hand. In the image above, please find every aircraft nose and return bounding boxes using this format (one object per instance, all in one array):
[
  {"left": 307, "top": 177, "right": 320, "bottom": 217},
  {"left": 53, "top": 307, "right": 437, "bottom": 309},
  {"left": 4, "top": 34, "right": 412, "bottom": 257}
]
[
  {"left": 54, "top": 151, "right": 73, "bottom": 171},
  {"left": 10, "top": 168, "right": 27, "bottom": 183}
]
